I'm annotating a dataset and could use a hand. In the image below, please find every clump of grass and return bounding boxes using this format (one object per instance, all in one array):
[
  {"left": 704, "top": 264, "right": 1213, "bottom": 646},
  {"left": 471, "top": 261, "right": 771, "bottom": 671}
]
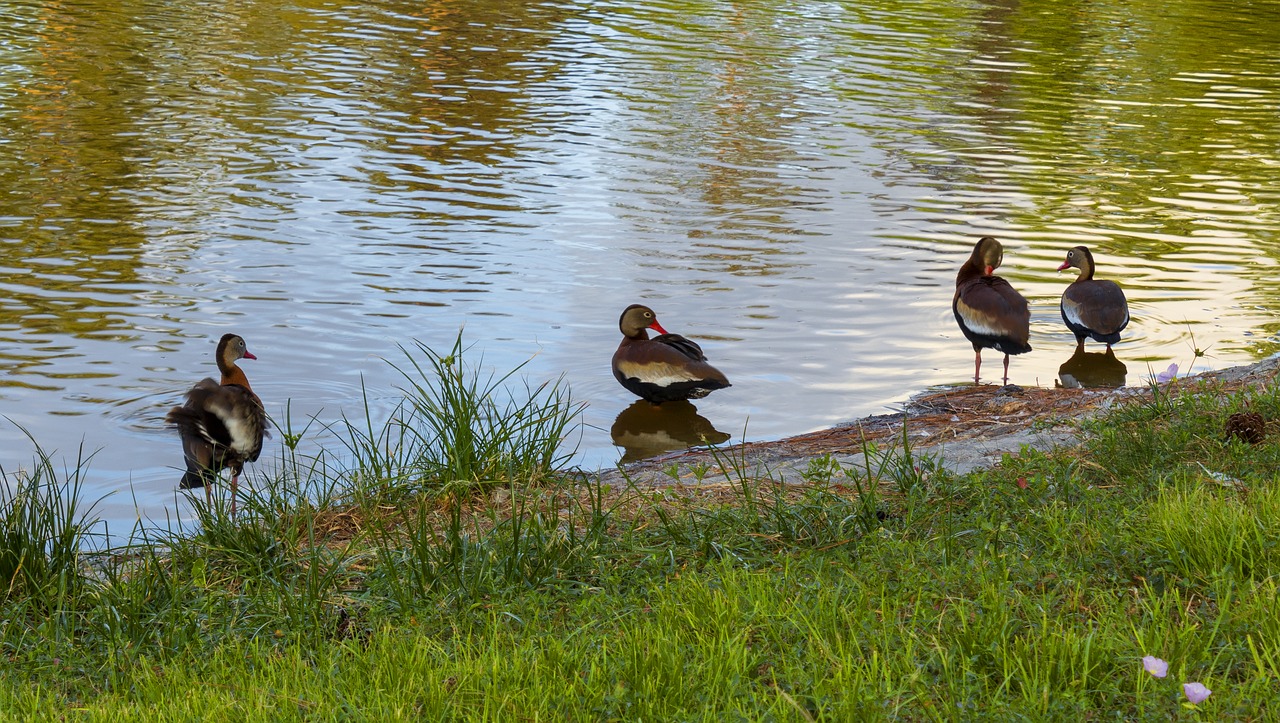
[
  {"left": 0, "top": 428, "right": 101, "bottom": 607},
  {"left": 322, "top": 334, "right": 584, "bottom": 500},
  {"left": 1081, "top": 376, "right": 1280, "bottom": 489},
  {"left": 392, "top": 335, "right": 583, "bottom": 490},
  {"left": 366, "top": 477, "right": 619, "bottom": 608},
  {"left": 329, "top": 385, "right": 427, "bottom": 503},
  {"left": 1145, "top": 482, "right": 1280, "bottom": 582},
  {"left": 634, "top": 437, "right": 921, "bottom": 561}
]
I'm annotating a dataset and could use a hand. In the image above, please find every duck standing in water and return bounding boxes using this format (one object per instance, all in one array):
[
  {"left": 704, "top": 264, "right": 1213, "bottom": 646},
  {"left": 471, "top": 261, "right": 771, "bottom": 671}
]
[
  {"left": 953, "top": 236, "right": 1033, "bottom": 385},
  {"left": 612, "top": 304, "right": 730, "bottom": 404},
  {"left": 1057, "top": 245, "right": 1129, "bottom": 351},
  {"left": 166, "top": 333, "right": 265, "bottom": 516}
]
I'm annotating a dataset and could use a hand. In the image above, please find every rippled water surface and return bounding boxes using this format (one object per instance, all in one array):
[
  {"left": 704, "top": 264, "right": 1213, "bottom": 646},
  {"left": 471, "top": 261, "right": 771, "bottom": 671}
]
[{"left": 3, "top": 0, "right": 1280, "bottom": 531}]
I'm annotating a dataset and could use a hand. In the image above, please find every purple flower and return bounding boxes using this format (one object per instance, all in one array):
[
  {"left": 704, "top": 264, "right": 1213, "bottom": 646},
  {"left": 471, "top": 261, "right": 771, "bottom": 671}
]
[
  {"left": 1142, "top": 656, "right": 1168, "bottom": 678},
  {"left": 1183, "top": 682, "right": 1212, "bottom": 704},
  {"left": 1156, "top": 363, "right": 1178, "bottom": 384}
]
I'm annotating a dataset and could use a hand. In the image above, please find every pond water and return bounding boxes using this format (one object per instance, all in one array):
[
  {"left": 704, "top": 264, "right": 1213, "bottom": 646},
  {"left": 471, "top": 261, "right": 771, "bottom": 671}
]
[{"left": 3, "top": 0, "right": 1280, "bottom": 533}]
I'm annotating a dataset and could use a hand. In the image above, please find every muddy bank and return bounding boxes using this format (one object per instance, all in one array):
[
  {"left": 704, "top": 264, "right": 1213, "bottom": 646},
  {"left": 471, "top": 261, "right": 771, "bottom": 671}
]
[{"left": 599, "top": 356, "right": 1280, "bottom": 487}]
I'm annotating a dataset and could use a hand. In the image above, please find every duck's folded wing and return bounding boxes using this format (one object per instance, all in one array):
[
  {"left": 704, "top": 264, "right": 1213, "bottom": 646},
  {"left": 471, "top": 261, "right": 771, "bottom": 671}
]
[
  {"left": 651, "top": 333, "right": 708, "bottom": 362},
  {"left": 956, "top": 278, "right": 1030, "bottom": 336},
  {"left": 1063, "top": 280, "right": 1129, "bottom": 334}
]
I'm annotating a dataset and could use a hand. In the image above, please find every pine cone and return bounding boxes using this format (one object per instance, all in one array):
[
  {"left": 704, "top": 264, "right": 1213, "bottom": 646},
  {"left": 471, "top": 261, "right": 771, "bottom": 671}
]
[{"left": 1226, "top": 412, "right": 1266, "bottom": 444}]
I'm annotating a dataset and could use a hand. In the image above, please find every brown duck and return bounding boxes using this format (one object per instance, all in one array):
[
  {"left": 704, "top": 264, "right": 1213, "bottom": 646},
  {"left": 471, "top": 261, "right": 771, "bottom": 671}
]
[
  {"left": 1057, "top": 245, "right": 1129, "bottom": 350},
  {"left": 953, "top": 236, "right": 1032, "bottom": 385},
  {"left": 165, "top": 333, "right": 266, "bottom": 515},
  {"left": 612, "top": 304, "right": 730, "bottom": 404}
]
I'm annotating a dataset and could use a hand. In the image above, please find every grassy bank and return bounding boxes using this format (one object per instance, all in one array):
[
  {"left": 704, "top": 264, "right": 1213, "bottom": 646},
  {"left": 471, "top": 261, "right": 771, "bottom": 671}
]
[{"left": 2, "top": 342, "right": 1279, "bottom": 720}]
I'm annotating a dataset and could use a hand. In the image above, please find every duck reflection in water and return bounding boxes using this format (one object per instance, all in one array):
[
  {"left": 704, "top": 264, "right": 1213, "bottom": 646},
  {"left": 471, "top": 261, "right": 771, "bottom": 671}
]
[
  {"left": 610, "top": 399, "right": 731, "bottom": 463},
  {"left": 1056, "top": 346, "right": 1128, "bottom": 389}
]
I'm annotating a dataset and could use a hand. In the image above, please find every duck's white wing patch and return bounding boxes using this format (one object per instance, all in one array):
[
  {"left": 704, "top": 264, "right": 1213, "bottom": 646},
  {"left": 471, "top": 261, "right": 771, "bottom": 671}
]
[
  {"left": 615, "top": 360, "right": 699, "bottom": 385},
  {"left": 222, "top": 416, "right": 258, "bottom": 456},
  {"left": 1062, "top": 299, "right": 1087, "bottom": 327},
  {"left": 956, "top": 301, "right": 1006, "bottom": 337},
  {"left": 203, "top": 394, "right": 258, "bottom": 455}
]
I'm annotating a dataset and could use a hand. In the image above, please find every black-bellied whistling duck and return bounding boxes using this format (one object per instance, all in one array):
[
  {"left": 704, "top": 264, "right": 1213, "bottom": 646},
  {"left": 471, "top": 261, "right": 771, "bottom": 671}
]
[
  {"left": 612, "top": 304, "right": 730, "bottom": 404},
  {"left": 165, "top": 333, "right": 266, "bottom": 516},
  {"left": 1057, "top": 245, "right": 1129, "bottom": 351},
  {"left": 953, "top": 236, "right": 1032, "bottom": 385}
]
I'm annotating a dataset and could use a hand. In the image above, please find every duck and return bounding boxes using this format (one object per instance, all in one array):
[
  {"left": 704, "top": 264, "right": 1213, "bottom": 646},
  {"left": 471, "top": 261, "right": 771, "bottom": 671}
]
[
  {"left": 1057, "top": 245, "right": 1129, "bottom": 350},
  {"left": 612, "top": 304, "right": 730, "bottom": 404},
  {"left": 165, "top": 333, "right": 266, "bottom": 516},
  {"left": 953, "top": 236, "right": 1032, "bottom": 385}
]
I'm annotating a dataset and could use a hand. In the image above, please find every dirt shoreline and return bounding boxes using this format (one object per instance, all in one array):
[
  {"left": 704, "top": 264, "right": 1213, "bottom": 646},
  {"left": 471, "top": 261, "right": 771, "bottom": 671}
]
[{"left": 600, "top": 355, "right": 1280, "bottom": 488}]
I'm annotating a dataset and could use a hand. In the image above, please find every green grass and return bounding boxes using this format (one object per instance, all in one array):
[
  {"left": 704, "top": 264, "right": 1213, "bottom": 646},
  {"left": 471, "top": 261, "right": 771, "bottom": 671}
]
[
  {"left": 0, "top": 429, "right": 100, "bottom": 609},
  {"left": 2, "top": 353, "right": 1280, "bottom": 719},
  {"left": 389, "top": 335, "right": 583, "bottom": 489}
]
